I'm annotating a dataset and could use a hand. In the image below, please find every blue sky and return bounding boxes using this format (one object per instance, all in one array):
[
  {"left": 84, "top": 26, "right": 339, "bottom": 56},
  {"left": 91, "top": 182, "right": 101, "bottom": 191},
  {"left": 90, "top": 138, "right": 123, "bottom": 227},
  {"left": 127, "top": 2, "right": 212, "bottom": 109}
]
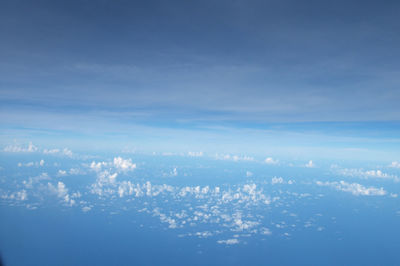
[
  {"left": 2, "top": 3, "right": 400, "bottom": 264},
  {"left": 1, "top": 0, "right": 400, "bottom": 160}
]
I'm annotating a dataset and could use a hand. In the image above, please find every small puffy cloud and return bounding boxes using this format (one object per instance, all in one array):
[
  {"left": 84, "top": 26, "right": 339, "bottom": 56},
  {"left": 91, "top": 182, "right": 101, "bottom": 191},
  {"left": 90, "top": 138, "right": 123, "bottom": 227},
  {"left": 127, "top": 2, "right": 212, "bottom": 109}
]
[
  {"left": 48, "top": 181, "right": 68, "bottom": 198},
  {"left": 57, "top": 170, "right": 67, "bottom": 176},
  {"left": 113, "top": 157, "right": 136, "bottom": 171},
  {"left": 271, "top": 177, "right": 284, "bottom": 185},
  {"left": 90, "top": 161, "right": 107, "bottom": 171},
  {"left": 18, "top": 162, "right": 33, "bottom": 167},
  {"left": 4, "top": 142, "right": 38, "bottom": 153},
  {"left": 246, "top": 171, "right": 253, "bottom": 177},
  {"left": 82, "top": 206, "right": 91, "bottom": 212},
  {"left": 188, "top": 151, "right": 203, "bottom": 157},
  {"left": 171, "top": 167, "right": 178, "bottom": 176},
  {"left": 260, "top": 227, "right": 272, "bottom": 235},
  {"left": 336, "top": 168, "right": 399, "bottom": 182},
  {"left": 69, "top": 168, "right": 82, "bottom": 175},
  {"left": 305, "top": 160, "right": 315, "bottom": 168},
  {"left": 390, "top": 161, "right": 400, "bottom": 168},
  {"left": 62, "top": 148, "right": 73, "bottom": 157},
  {"left": 265, "top": 157, "right": 278, "bottom": 165},
  {"left": 3, "top": 190, "right": 28, "bottom": 201},
  {"left": 316, "top": 180, "right": 386, "bottom": 196},
  {"left": 217, "top": 239, "right": 239, "bottom": 245},
  {"left": 216, "top": 154, "right": 254, "bottom": 162},
  {"left": 90, "top": 157, "right": 136, "bottom": 173},
  {"left": 18, "top": 160, "right": 45, "bottom": 167},
  {"left": 43, "top": 148, "right": 60, "bottom": 154},
  {"left": 100, "top": 170, "right": 118, "bottom": 182},
  {"left": 365, "top": 170, "right": 386, "bottom": 178},
  {"left": 43, "top": 148, "right": 73, "bottom": 157},
  {"left": 48, "top": 181, "right": 75, "bottom": 206}
]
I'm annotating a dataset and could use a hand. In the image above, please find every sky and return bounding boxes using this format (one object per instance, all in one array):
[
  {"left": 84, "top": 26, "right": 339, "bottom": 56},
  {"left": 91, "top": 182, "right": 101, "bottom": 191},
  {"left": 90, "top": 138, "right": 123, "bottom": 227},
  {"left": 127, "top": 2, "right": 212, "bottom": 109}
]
[
  {"left": 1, "top": 0, "right": 400, "bottom": 159},
  {"left": 2, "top": 2, "right": 400, "bottom": 265}
]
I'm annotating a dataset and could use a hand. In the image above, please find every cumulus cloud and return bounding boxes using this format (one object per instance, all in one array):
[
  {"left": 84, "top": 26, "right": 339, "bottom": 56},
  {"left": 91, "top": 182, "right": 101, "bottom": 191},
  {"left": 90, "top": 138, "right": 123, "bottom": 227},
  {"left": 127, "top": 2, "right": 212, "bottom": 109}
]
[
  {"left": 335, "top": 167, "right": 399, "bottom": 182},
  {"left": 82, "top": 206, "right": 91, "bottom": 212},
  {"left": 171, "top": 167, "right": 178, "bottom": 177},
  {"left": 217, "top": 239, "right": 239, "bottom": 245},
  {"left": 90, "top": 161, "right": 107, "bottom": 171},
  {"left": 246, "top": 171, "right": 253, "bottom": 177},
  {"left": 188, "top": 151, "right": 203, "bottom": 157},
  {"left": 316, "top": 180, "right": 386, "bottom": 196},
  {"left": 57, "top": 170, "right": 67, "bottom": 176},
  {"left": 43, "top": 148, "right": 73, "bottom": 157},
  {"left": 18, "top": 160, "right": 45, "bottom": 167},
  {"left": 305, "top": 160, "right": 315, "bottom": 168},
  {"left": 265, "top": 157, "right": 279, "bottom": 165},
  {"left": 1, "top": 190, "right": 28, "bottom": 201},
  {"left": 43, "top": 148, "right": 60, "bottom": 154},
  {"left": 215, "top": 154, "right": 254, "bottom": 162},
  {"left": 271, "top": 176, "right": 284, "bottom": 185},
  {"left": 390, "top": 161, "right": 400, "bottom": 168},
  {"left": 62, "top": 148, "right": 73, "bottom": 157},
  {"left": 260, "top": 227, "right": 272, "bottom": 235},
  {"left": 113, "top": 157, "right": 136, "bottom": 171},
  {"left": 69, "top": 168, "right": 83, "bottom": 175},
  {"left": 90, "top": 157, "right": 136, "bottom": 173},
  {"left": 48, "top": 181, "right": 75, "bottom": 206},
  {"left": 4, "top": 142, "right": 38, "bottom": 153}
]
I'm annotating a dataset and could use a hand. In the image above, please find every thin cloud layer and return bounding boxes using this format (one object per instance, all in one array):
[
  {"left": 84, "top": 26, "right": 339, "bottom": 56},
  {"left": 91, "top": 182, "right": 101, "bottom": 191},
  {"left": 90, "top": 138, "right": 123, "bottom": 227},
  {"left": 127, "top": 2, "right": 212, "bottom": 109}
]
[{"left": 316, "top": 181, "right": 387, "bottom": 196}]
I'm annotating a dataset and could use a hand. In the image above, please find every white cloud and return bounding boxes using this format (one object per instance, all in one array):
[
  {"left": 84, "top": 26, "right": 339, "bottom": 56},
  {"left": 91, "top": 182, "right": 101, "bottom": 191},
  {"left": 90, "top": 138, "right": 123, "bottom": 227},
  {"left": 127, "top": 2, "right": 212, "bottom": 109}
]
[
  {"left": 48, "top": 181, "right": 68, "bottom": 198},
  {"left": 113, "top": 157, "right": 136, "bottom": 171},
  {"left": 188, "top": 151, "right": 203, "bottom": 157},
  {"left": 82, "top": 206, "right": 91, "bottom": 212},
  {"left": 336, "top": 168, "right": 399, "bottom": 182},
  {"left": 215, "top": 154, "right": 254, "bottom": 162},
  {"left": 246, "top": 171, "right": 253, "bottom": 177},
  {"left": 305, "top": 160, "right": 315, "bottom": 168},
  {"left": 316, "top": 180, "right": 386, "bottom": 196},
  {"left": 69, "top": 168, "right": 83, "bottom": 175},
  {"left": 43, "top": 148, "right": 60, "bottom": 154},
  {"left": 43, "top": 148, "right": 73, "bottom": 157},
  {"left": 48, "top": 181, "right": 75, "bottom": 206},
  {"left": 171, "top": 167, "right": 178, "bottom": 176},
  {"left": 17, "top": 160, "right": 45, "bottom": 167},
  {"left": 217, "top": 239, "right": 239, "bottom": 245},
  {"left": 3, "top": 190, "right": 28, "bottom": 201},
  {"left": 271, "top": 176, "right": 284, "bottom": 185},
  {"left": 390, "top": 161, "right": 400, "bottom": 168},
  {"left": 62, "top": 148, "right": 73, "bottom": 157},
  {"left": 260, "top": 227, "right": 272, "bottom": 235},
  {"left": 90, "top": 157, "right": 136, "bottom": 173},
  {"left": 4, "top": 142, "right": 38, "bottom": 153},
  {"left": 90, "top": 161, "right": 107, "bottom": 171},
  {"left": 57, "top": 170, "right": 67, "bottom": 176},
  {"left": 265, "top": 157, "right": 279, "bottom": 165},
  {"left": 100, "top": 170, "right": 118, "bottom": 182}
]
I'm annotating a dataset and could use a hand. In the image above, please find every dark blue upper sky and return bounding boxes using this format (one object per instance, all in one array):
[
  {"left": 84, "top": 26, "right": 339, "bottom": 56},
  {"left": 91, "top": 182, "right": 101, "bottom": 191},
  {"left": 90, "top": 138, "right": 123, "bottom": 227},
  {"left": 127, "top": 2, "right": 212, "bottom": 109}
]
[{"left": 1, "top": 0, "right": 400, "bottom": 156}]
